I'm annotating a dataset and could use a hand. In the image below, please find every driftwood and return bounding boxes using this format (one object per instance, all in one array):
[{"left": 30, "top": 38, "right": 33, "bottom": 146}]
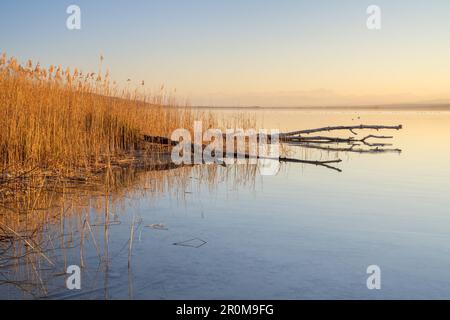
[
  {"left": 224, "top": 153, "right": 343, "bottom": 172},
  {"left": 280, "top": 124, "right": 402, "bottom": 138},
  {"left": 287, "top": 134, "right": 393, "bottom": 145},
  {"left": 142, "top": 137, "right": 343, "bottom": 171},
  {"left": 142, "top": 123, "right": 403, "bottom": 172},
  {"left": 291, "top": 143, "right": 402, "bottom": 154},
  {"left": 288, "top": 134, "right": 398, "bottom": 150},
  {"left": 279, "top": 125, "right": 403, "bottom": 156}
]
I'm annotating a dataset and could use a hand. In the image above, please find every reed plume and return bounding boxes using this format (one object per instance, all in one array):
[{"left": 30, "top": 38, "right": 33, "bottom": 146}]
[{"left": 0, "top": 53, "right": 203, "bottom": 180}]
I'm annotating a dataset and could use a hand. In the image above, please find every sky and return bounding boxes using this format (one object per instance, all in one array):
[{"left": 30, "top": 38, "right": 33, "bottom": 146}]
[{"left": 1, "top": 0, "right": 450, "bottom": 107}]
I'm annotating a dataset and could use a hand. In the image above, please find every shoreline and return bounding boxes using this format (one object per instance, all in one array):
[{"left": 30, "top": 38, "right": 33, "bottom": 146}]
[{"left": 186, "top": 104, "right": 450, "bottom": 111}]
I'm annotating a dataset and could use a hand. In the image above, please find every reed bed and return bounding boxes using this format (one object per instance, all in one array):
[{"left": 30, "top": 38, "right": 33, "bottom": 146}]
[
  {"left": 0, "top": 53, "right": 217, "bottom": 180},
  {"left": 0, "top": 52, "right": 258, "bottom": 296},
  {"left": 0, "top": 53, "right": 225, "bottom": 209}
]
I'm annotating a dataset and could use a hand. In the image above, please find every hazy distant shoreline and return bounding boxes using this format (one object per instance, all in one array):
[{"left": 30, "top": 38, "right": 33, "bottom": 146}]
[{"left": 188, "top": 104, "right": 450, "bottom": 111}]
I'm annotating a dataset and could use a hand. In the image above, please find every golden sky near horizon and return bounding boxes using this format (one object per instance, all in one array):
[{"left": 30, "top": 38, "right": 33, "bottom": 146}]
[{"left": 1, "top": 1, "right": 450, "bottom": 106}]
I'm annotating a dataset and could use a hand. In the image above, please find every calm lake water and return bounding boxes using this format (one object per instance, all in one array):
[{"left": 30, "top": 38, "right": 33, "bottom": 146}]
[{"left": 1, "top": 108, "right": 450, "bottom": 299}]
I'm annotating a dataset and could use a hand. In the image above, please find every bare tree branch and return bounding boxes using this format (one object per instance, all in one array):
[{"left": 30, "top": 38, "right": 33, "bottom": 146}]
[{"left": 280, "top": 124, "right": 402, "bottom": 138}]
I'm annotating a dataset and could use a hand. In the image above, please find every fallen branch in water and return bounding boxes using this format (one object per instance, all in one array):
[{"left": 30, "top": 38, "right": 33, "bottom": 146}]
[
  {"left": 278, "top": 157, "right": 342, "bottom": 172},
  {"left": 142, "top": 123, "right": 403, "bottom": 172},
  {"left": 142, "top": 136, "right": 343, "bottom": 171},
  {"left": 281, "top": 125, "right": 403, "bottom": 154},
  {"left": 287, "top": 134, "right": 395, "bottom": 147},
  {"left": 290, "top": 143, "right": 402, "bottom": 154},
  {"left": 280, "top": 124, "right": 402, "bottom": 138}
]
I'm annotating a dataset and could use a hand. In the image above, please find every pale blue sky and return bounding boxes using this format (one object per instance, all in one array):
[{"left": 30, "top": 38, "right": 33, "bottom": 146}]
[{"left": 1, "top": 0, "right": 450, "bottom": 106}]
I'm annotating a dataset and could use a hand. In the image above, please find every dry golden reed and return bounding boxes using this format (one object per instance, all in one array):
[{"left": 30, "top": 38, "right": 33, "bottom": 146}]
[{"left": 0, "top": 53, "right": 208, "bottom": 178}]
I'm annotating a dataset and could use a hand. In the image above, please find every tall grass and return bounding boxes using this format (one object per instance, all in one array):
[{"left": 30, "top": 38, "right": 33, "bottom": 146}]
[
  {"left": 0, "top": 53, "right": 203, "bottom": 177},
  {"left": 0, "top": 54, "right": 259, "bottom": 297}
]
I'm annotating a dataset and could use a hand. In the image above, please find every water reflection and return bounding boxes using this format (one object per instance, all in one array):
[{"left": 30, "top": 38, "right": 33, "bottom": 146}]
[
  {"left": 0, "top": 159, "right": 259, "bottom": 298},
  {"left": 2, "top": 110, "right": 450, "bottom": 299}
]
